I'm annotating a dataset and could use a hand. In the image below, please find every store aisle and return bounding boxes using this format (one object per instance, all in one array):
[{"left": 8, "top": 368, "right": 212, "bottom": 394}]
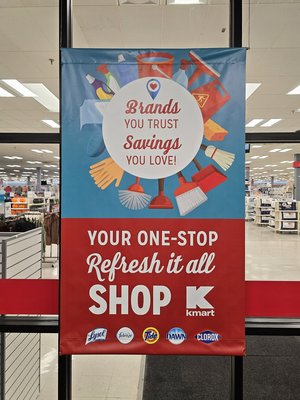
[{"left": 246, "top": 222, "right": 300, "bottom": 281}]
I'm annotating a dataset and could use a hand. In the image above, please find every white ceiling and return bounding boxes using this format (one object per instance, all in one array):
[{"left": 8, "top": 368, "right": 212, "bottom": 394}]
[{"left": 0, "top": 0, "right": 299, "bottom": 134}]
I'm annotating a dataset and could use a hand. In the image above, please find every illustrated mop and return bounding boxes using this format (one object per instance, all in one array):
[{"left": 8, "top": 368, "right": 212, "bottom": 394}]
[{"left": 200, "top": 144, "right": 235, "bottom": 171}]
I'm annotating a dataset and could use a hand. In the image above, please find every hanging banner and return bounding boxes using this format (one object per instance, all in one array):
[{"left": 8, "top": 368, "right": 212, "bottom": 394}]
[{"left": 60, "top": 48, "right": 246, "bottom": 355}]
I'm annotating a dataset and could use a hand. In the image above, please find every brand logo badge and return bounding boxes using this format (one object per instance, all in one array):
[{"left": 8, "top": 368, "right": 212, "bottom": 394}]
[
  {"left": 116, "top": 327, "right": 134, "bottom": 344},
  {"left": 166, "top": 327, "right": 187, "bottom": 345},
  {"left": 195, "top": 330, "right": 221, "bottom": 344},
  {"left": 85, "top": 328, "right": 107, "bottom": 345},
  {"left": 143, "top": 327, "right": 160, "bottom": 344}
]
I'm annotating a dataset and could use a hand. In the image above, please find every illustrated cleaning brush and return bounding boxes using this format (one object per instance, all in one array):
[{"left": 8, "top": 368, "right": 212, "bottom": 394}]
[
  {"left": 200, "top": 144, "right": 235, "bottom": 171},
  {"left": 119, "top": 177, "right": 151, "bottom": 210},
  {"left": 174, "top": 171, "right": 207, "bottom": 216}
]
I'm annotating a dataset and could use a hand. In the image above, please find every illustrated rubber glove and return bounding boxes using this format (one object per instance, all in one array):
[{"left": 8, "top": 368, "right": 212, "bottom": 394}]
[{"left": 90, "top": 157, "right": 124, "bottom": 190}]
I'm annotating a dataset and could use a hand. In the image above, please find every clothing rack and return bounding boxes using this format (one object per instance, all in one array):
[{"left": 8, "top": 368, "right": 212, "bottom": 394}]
[{"left": 43, "top": 212, "right": 59, "bottom": 268}]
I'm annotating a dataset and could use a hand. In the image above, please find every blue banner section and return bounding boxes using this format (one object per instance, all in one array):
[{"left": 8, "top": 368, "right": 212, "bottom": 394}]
[{"left": 61, "top": 48, "right": 246, "bottom": 219}]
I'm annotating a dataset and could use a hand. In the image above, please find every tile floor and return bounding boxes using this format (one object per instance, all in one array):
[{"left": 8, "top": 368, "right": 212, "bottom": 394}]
[{"left": 36, "top": 222, "right": 299, "bottom": 399}]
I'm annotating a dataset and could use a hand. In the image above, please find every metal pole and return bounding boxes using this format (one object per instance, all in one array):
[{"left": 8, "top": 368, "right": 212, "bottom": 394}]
[
  {"left": 59, "top": 1, "right": 72, "bottom": 399},
  {"left": 60, "top": 0, "right": 73, "bottom": 48},
  {"left": 230, "top": 356, "right": 243, "bottom": 400},
  {"left": 58, "top": 355, "right": 72, "bottom": 400},
  {"left": 229, "top": 0, "right": 242, "bottom": 47}
]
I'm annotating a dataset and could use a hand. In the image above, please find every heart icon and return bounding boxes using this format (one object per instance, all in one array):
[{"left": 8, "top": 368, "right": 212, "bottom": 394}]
[{"left": 150, "top": 83, "right": 157, "bottom": 90}]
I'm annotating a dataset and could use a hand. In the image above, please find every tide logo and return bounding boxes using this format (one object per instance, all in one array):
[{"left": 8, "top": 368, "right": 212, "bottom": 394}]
[{"left": 143, "top": 327, "right": 160, "bottom": 344}]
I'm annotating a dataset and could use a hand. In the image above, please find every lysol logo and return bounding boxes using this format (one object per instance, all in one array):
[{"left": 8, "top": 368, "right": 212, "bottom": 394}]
[
  {"left": 195, "top": 330, "right": 221, "bottom": 344},
  {"left": 166, "top": 328, "right": 187, "bottom": 345},
  {"left": 143, "top": 327, "right": 159, "bottom": 344},
  {"left": 85, "top": 328, "right": 107, "bottom": 345}
]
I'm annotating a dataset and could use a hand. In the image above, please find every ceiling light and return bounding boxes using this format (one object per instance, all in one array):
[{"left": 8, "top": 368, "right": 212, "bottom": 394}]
[
  {"left": 167, "top": 0, "right": 206, "bottom": 4},
  {"left": 27, "top": 161, "right": 42, "bottom": 164},
  {"left": 261, "top": 119, "right": 282, "bottom": 127},
  {"left": 274, "top": 170, "right": 284, "bottom": 172},
  {"left": 252, "top": 145, "right": 262, "bottom": 148},
  {"left": 3, "top": 156, "right": 23, "bottom": 160},
  {"left": 43, "top": 170, "right": 49, "bottom": 172},
  {"left": 24, "top": 167, "right": 35, "bottom": 170},
  {"left": 13, "top": 170, "right": 20, "bottom": 172},
  {"left": 245, "top": 83, "right": 261, "bottom": 100},
  {"left": 6, "top": 164, "right": 21, "bottom": 167},
  {"left": 287, "top": 167, "right": 294, "bottom": 170},
  {"left": 44, "top": 164, "right": 56, "bottom": 167},
  {"left": 245, "top": 161, "right": 251, "bottom": 164},
  {"left": 41, "top": 149, "right": 53, "bottom": 153},
  {"left": 259, "top": 156, "right": 268, "bottom": 159},
  {"left": 0, "top": 87, "right": 14, "bottom": 97},
  {"left": 2, "top": 79, "right": 36, "bottom": 97},
  {"left": 251, "top": 156, "right": 260, "bottom": 159},
  {"left": 42, "top": 120, "right": 60, "bottom": 128},
  {"left": 24, "top": 84, "right": 59, "bottom": 112},
  {"left": 31, "top": 149, "right": 43, "bottom": 154},
  {"left": 279, "top": 148, "right": 292, "bottom": 153},
  {"left": 246, "top": 119, "right": 264, "bottom": 128},
  {"left": 280, "top": 161, "right": 290, "bottom": 164},
  {"left": 287, "top": 85, "right": 300, "bottom": 95},
  {"left": 54, "top": 156, "right": 60, "bottom": 160},
  {"left": 269, "top": 148, "right": 281, "bottom": 153}
]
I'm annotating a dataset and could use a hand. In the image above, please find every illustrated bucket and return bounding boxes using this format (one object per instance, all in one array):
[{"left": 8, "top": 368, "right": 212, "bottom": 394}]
[{"left": 136, "top": 52, "right": 174, "bottom": 78}]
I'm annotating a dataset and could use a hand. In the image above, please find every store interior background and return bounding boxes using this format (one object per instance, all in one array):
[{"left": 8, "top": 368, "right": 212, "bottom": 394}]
[{"left": 0, "top": 0, "right": 300, "bottom": 399}]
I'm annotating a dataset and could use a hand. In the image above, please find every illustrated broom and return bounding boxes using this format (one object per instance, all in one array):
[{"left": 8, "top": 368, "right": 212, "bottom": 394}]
[
  {"left": 200, "top": 144, "right": 235, "bottom": 171},
  {"left": 174, "top": 171, "right": 207, "bottom": 216},
  {"left": 119, "top": 177, "right": 151, "bottom": 210}
]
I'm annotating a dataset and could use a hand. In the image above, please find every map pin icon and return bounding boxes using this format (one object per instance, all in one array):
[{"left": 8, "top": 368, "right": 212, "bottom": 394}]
[{"left": 147, "top": 79, "right": 161, "bottom": 100}]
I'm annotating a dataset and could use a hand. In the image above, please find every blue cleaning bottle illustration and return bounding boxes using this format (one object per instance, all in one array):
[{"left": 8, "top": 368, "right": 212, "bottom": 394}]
[
  {"left": 115, "top": 54, "right": 138, "bottom": 86},
  {"left": 173, "top": 59, "right": 190, "bottom": 89}
]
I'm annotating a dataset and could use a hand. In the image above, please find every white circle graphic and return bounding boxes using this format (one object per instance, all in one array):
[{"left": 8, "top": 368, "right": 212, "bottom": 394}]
[
  {"left": 103, "top": 77, "right": 203, "bottom": 179},
  {"left": 116, "top": 327, "right": 134, "bottom": 344}
]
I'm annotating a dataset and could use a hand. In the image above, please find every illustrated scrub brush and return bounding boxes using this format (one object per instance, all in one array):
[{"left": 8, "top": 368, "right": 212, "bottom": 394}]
[
  {"left": 200, "top": 144, "right": 235, "bottom": 171},
  {"left": 149, "top": 179, "right": 173, "bottom": 209},
  {"left": 119, "top": 177, "right": 152, "bottom": 210},
  {"left": 191, "top": 158, "right": 227, "bottom": 193},
  {"left": 174, "top": 171, "right": 207, "bottom": 216},
  {"left": 90, "top": 157, "right": 124, "bottom": 190}
]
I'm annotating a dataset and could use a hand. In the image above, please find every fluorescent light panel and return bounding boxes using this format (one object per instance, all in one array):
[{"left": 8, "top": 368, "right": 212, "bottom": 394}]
[
  {"left": 279, "top": 148, "right": 292, "bottom": 153},
  {"left": 269, "top": 148, "right": 281, "bottom": 153},
  {"left": 24, "top": 84, "right": 59, "bottom": 112},
  {"left": 0, "top": 87, "right": 14, "bottom": 97},
  {"left": 287, "top": 85, "right": 300, "bottom": 95},
  {"left": 261, "top": 118, "right": 282, "bottom": 127},
  {"left": 42, "top": 119, "right": 60, "bottom": 128},
  {"left": 246, "top": 119, "right": 264, "bottom": 128},
  {"left": 2, "top": 79, "right": 36, "bottom": 97},
  {"left": 246, "top": 83, "right": 261, "bottom": 100},
  {"left": 168, "top": 0, "right": 206, "bottom": 4}
]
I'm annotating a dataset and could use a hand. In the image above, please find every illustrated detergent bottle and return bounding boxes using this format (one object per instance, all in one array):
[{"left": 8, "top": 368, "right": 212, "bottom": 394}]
[
  {"left": 173, "top": 59, "right": 190, "bottom": 89},
  {"left": 85, "top": 74, "right": 114, "bottom": 100},
  {"left": 114, "top": 54, "right": 138, "bottom": 87},
  {"left": 97, "top": 64, "right": 120, "bottom": 94}
]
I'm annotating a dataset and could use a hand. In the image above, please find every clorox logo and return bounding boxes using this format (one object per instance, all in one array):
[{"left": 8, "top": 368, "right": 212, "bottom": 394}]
[
  {"left": 143, "top": 327, "right": 159, "bottom": 344},
  {"left": 167, "top": 328, "right": 187, "bottom": 345},
  {"left": 195, "top": 330, "right": 221, "bottom": 344}
]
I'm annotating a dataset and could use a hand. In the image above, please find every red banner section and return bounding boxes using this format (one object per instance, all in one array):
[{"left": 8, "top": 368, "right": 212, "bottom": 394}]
[
  {"left": 60, "top": 218, "right": 245, "bottom": 355},
  {"left": 293, "top": 161, "right": 300, "bottom": 168},
  {"left": 0, "top": 279, "right": 58, "bottom": 315},
  {"left": 1, "top": 280, "right": 300, "bottom": 319}
]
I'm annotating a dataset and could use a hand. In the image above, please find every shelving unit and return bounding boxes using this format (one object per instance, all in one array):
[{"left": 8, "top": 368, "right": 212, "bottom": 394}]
[
  {"left": 245, "top": 196, "right": 255, "bottom": 221},
  {"left": 253, "top": 198, "right": 272, "bottom": 226},
  {"left": 268, "top": 200, "right": 300, "bottom": 234}
]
